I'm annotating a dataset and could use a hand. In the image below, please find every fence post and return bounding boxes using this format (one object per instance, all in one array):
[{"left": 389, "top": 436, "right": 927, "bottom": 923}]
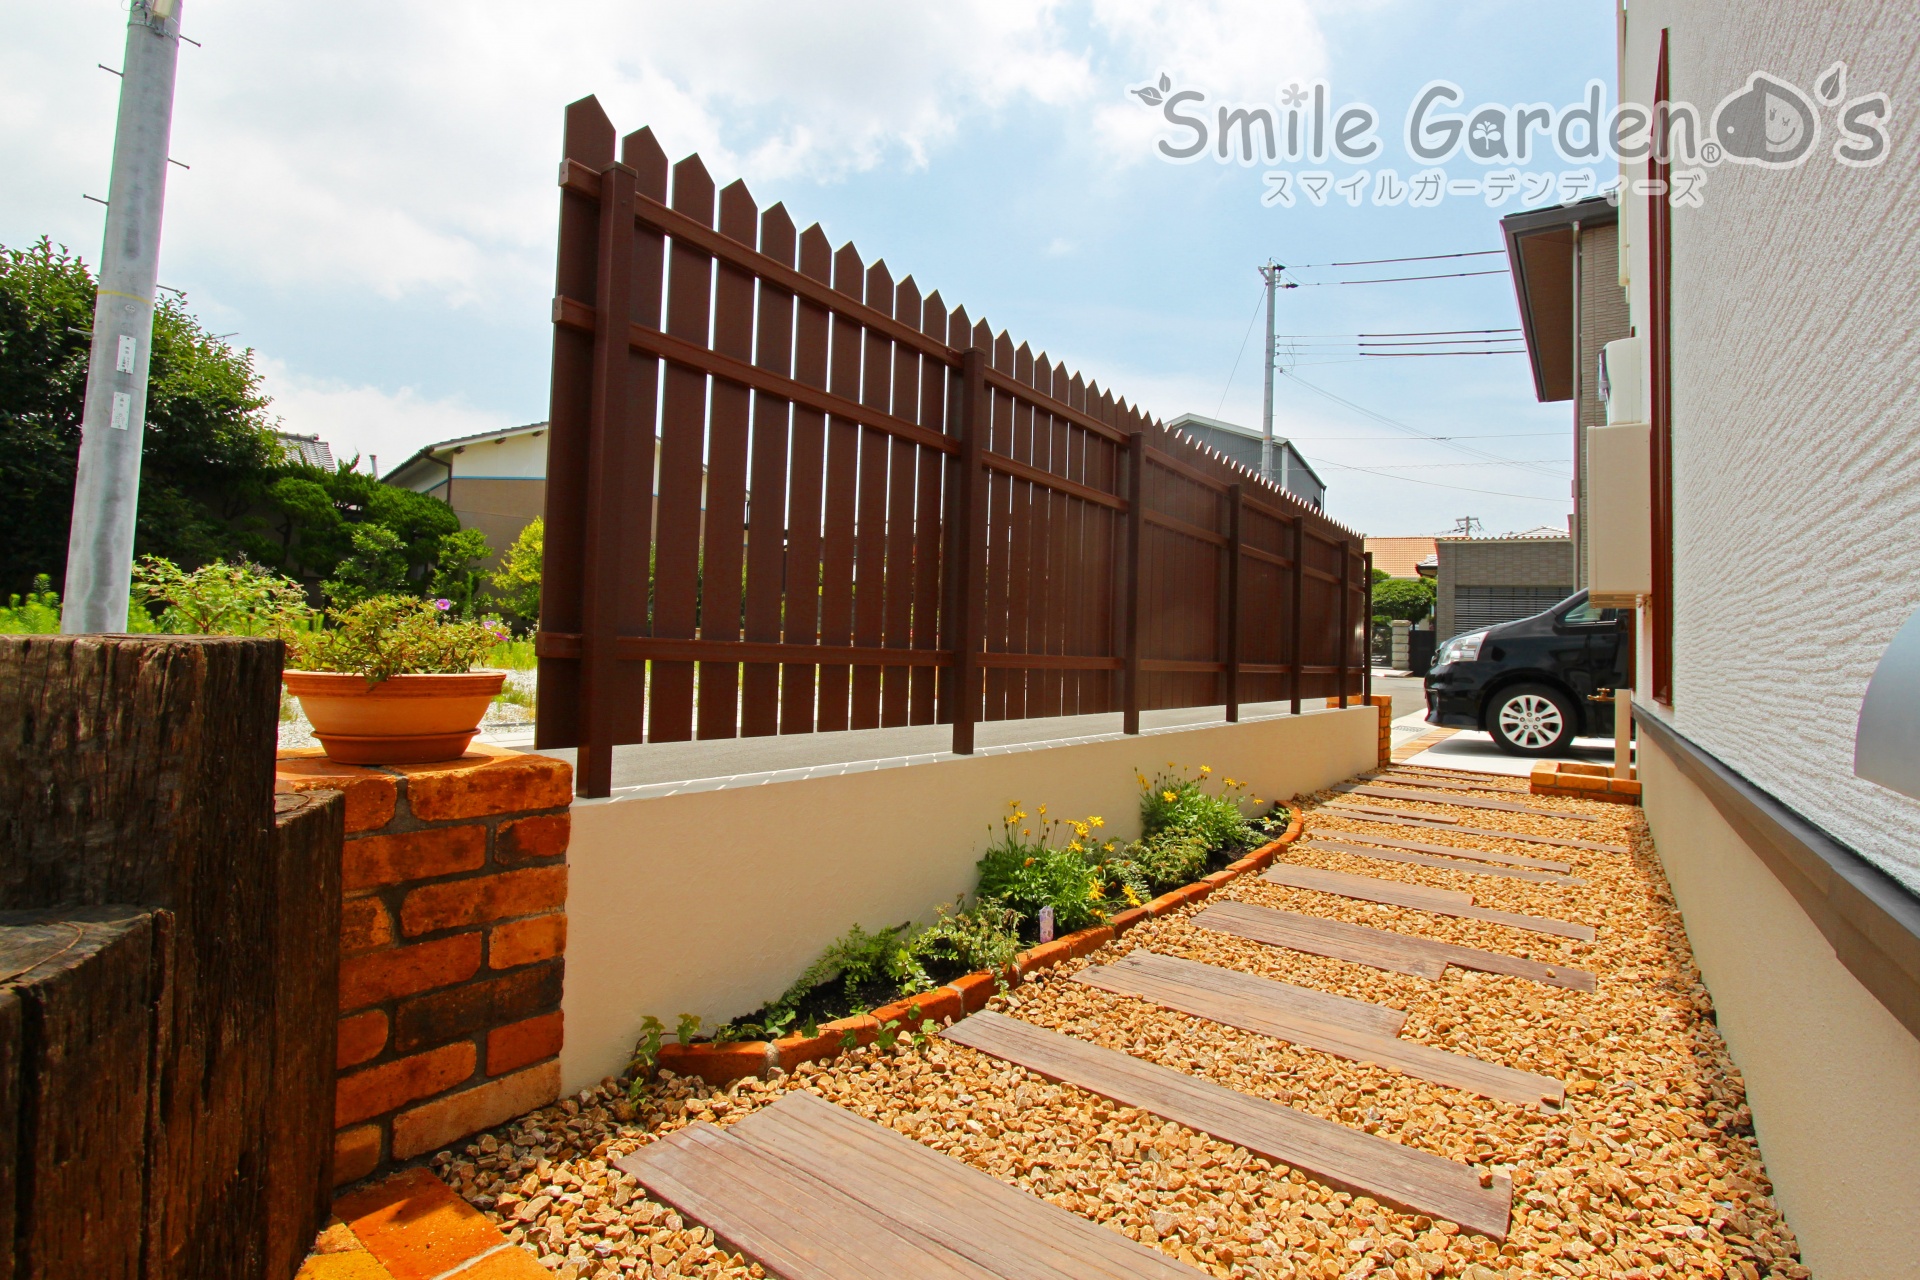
[
  {"left": 1290, "top": 515, "right": 1305, "bottom": 715},
  {"left": 1225, "top": 484, "right": 1242, "bottom": 723},
  {"left": 949, "top": 350, "right": 988, "bottom": 755},
  {"left": 1363, "top": 549, "right": 1374, "bottom": 703},
  {"left": 1122, "top": 431, "right": 1147, "bottom": 735},
  {"left": 1338, "top": 538, "right": 1352, "bottom": 708},
  {"left": 576, "top": 158, "right": 639, "bottom": 798}
]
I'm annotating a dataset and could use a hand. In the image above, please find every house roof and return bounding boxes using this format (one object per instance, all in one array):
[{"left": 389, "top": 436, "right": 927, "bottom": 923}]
[
  {"left": 1364, "top": 536, "right": 1439, "bottom": 578},
  {"left": 1164, "top": 412, "right": 1328, "bottom": 491},
  {"left": 381, "top": 421, "right": 548, "bottom": 484},
  {"left": 276, "top": 431, "right": 335, "bottom": 471},
  {"left": 1501, "top": 195, "right": 1618, "bottom": 403},
  {"left": 1437, "top": 525, "right": 1571, "bottom": 543}
]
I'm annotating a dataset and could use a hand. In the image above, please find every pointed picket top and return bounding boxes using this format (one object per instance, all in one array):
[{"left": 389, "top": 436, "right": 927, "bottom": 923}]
[
  {"left": 798, "top": 224, "right": 833, "bottom": 283},
  {"left": 1014, "top": 341, "right": 1035, "bottom": 388},
  {"left": 865, "top": 259, "right": 894, "bottom": 315},
  {"left": 993, "top": 329, "right": 1015, "bottom": 368},
  {"left": 1069, "top": 371, "right": 1087, "bottom": 410},
  {"left": 564, "top": 96, "right": 616, "bottom": 167},
  {"left": 1034, "top": 352, "right": 1054, "bottom": 396},
  {"left": 718, "top": 179, "right": 758, "bottom": 248},
  {"left": 972, "top": 318, "right": 993, "bottom": 352},
  {"left": 670, "top": 153, "right": 716, "bottom": 224},
  {"left": 832, "top": 241, "right": 864, "bottom": 298},
  {"left": 760, "top": 203, "right": 797, "bottom": 266},
  {"left": 894, "top": 275, "right": 923, "bottom": 327},
  {"left": 946, "top": 304, "right": 971, "bottom": 349},
  {"left": 620, "top": 127, "right": 668, "bottom": 198}
]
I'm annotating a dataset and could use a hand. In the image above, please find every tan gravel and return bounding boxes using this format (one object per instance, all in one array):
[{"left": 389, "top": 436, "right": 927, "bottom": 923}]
[{"left": 430, "top": 778, "right": 1806, "bottom": 1280}]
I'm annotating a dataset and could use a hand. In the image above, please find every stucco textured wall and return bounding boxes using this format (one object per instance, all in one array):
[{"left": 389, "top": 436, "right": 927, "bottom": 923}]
[{"left": 1621, "top": 1, "right": 1920, "bottom": 894}]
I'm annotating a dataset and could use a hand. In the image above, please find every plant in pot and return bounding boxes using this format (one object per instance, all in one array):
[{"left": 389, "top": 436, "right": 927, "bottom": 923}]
[{"left": 284, "top": 595, "right": 509, "bottom": 764}]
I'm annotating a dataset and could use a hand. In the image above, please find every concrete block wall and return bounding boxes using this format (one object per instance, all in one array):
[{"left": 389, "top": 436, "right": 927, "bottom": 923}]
[
  {"left": 276, "top": 745, "right": 572, "bottom": 1186},
  {"left": 1434, "top": 537, "right": 1574, "bottom": 639}
]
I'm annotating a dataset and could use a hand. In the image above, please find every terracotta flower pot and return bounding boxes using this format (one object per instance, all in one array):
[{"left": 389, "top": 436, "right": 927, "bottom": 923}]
[{"left": 283, "top": 669, "right": 508, "bottom": 765}]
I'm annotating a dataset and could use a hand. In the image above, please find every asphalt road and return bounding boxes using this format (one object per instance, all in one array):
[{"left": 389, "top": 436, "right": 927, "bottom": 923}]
[{"left": 1372, "top": 671, "right": 1429, "bottom": 721}]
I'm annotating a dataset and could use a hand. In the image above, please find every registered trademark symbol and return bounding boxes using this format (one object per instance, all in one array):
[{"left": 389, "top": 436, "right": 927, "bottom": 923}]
[{"left": 1701, "top": 141, "right": 1723, "bottom": 164}]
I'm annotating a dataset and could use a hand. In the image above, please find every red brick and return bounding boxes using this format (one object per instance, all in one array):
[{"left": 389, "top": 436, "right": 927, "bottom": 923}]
[
  {"left": 336, "top": 1042, "right": 475, "bottom": 1127},
  {"left": 390, "top": 1061, "right": 561, "bottom": 1160},
  {"left": 1107, "top": 907, "right": 1149, "bottom": 935},
  {"left": 486, "top": 1011, "right": 563, "bottom": 1076},
  {"left": 488, "top": 913, "right": 566, "bottom": 970},
  {"left": 497, "top": 813, "right": 570, "bottom": 866},
  {"left": 341, "top": 896, "right": 395, "bottom": 956},
  {"left": 775, "top": 1028, "right": 843, "bottom": 1073},
  {"left": 332, "top": 1125, "right": 383, "bottom": 1187},
  {"left": 395, "top": 749, "right": 572, "bottom": 823},
  {"left": 817, "top": 1014, "right": 880, "bottom": 1052},
  {"left": 344, "top": 826, "right": 485, "bottom": 892},
  {"left": 1064, "top": 925, "right": 1116, "bottom": 959},
  {"left": 334, "top": 1165, "right": 510, "bottom": 1279},
  {"left": 655, "top": 1042, "right": 770, "bottom": 1086},
  {"left": 401, "top": 866, "right": 567, "bottom": 937},
  {"left": 278, "top": 753, "right": 399, "bottom": 833},
  {"left": 391, "top": 962, "right": 561, "bottom": 1055},
  {"left": 1201, "top": 870, "right": 1237, "bottom": 888},
  {"left": 946, "top": 971, "right": 1003, "bottom": 1013},
  {"left": 339, "top": 934, "right": 483, "bottom": 1012},
  {"left": 1015, "top": 938, "right": 1074, "bottom": 975},
  {"left": 872, "top": 986, "right": 962, "bottom": 1028},
  {"left": 337, "top": 1009, "right": 390, "bottom": 1069}
]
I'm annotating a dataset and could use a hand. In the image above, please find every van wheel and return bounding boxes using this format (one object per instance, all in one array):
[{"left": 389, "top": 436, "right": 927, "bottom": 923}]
[{"left": 1487, "top": 685, "right": 1578, "bottom": 756}]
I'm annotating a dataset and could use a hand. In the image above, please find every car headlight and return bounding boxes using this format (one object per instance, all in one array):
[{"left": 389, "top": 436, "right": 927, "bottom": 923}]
[{"left": 1436, "top": 631, "right": 1488, "bottom": 666}]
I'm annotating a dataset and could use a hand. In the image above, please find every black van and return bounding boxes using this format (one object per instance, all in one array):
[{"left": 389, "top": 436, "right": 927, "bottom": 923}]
[{"left": 1422, "top": 589, "right": 1629, "bottom": 756}]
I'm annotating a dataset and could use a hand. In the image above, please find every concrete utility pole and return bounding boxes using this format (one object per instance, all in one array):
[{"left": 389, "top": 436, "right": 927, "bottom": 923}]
[
  {"left": 62, "top": 0, "right": 185, "bottom": 634},
  {"left": 1260, "top": 260, "right": 1278, "bottom": 486}
]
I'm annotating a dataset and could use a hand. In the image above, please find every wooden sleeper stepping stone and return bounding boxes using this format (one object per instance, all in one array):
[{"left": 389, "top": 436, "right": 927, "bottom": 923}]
[
  {"left": 1336, "top": 784, "right": 1602, "bottom": 823},
  {"left": 1304, "top": 828, "right": 1574, "bottom": 874},
  {"left": 1195, "top": 900, "right": 1598, "bottom": 992},
  {"left": 942, "top": 1012, "right": 1513, "bottom": 1240},
  {"left": 1080, "top": 949, "right": 1408, "bottom": 1036},
  {"left": 1322, "top": 806, "right": 1628, "bottom": 854},
  {"left": 1373, "top": 773, "right": 1531, "bottom": 798},
  {"left": 1074, "top": 951, "right": 1564, "bottom": 1110},
  {"left": 617, "top": 1089, "right": 1199, "bottom": 1279},
  {"left": 1297, "top": 838, "right": 1583, "bottom": 886},
  {"left": 1385, "top": 766, "right": 1528, "bottom": 790},
  {"left": 1262, "top": 864, "right": 1596, "bottom": 942}
]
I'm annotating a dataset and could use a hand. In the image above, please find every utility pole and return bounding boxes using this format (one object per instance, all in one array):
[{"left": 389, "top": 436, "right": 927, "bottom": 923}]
[
  {"left": 62, "top": 0, "right": 185, "bottom": 633},
  {"left": 1260, "top": 260, "right": 1277, "bottom": 486}
]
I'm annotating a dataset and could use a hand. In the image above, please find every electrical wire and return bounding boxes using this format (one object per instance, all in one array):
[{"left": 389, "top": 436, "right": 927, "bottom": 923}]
[
  {"left": 1278, "top": 369, "right": 1567, "bottom": 479},
  {"left": 1215, "top": 282, "right": 1268, "bottom": 419},
  {"left": 1287, "top": 267, "right": 1510, "bottom": 287},
  {"left": 1284, "top": 248, "right": 1508, "bottom": 269},
  {"left": 1359, "top": 349, "right": 1529, "bottom": 357},
  {"left": 1303, "top": 456, "right": 1567, "bottom": 502}
]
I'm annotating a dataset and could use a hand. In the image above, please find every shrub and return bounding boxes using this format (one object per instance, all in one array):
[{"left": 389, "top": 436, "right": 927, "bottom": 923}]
[
  {"left": 489, "top": 518, "right": 543, "bottom": 631},
  {"left": 289, "top": 595, "right": 507, "bottom": 681},
  {"left": 909, "top": 899, "right": 1023, "bottom": 978},
  {"left": 974, "top": 803, "right": 1110, "bottom": 935},
  {"left": 133, "top": 555, "right": 309, "bottom": 637},
  {"left": 1139, "top": 763, "right": 1258, "bottom": 853},
  {"left": 0, "top": 575, "right": 63, "bottom": 633}
]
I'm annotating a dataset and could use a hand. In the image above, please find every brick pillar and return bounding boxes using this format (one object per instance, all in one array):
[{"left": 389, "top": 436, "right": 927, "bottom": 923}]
[
  {"left": 276, "top": 745, "right": 572, "bottom": 1186},
  {"left": 1366, "top": 694, "right": 1393, "bottom": 770}
]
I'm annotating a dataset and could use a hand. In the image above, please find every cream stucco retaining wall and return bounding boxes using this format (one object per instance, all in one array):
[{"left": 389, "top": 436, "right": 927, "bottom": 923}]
[
  {"left": 1640, "top": 732, "right": 1920, "bottom": 1280},
  {"left": 560, "top": 706, "right": 1376, "bottom": 1091}
]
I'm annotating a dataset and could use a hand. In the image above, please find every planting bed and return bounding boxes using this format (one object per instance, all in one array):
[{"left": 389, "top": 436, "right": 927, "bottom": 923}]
[{"left": 427, "top": 770, "right": 1804, "bottom": 1279}]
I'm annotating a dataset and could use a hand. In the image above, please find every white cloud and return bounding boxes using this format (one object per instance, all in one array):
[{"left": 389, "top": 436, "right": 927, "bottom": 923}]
[{"left": 256, "top": 357, "right": 519, "bottom": 476}]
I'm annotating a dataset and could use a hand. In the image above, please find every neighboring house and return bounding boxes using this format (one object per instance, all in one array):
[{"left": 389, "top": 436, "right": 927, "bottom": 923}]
[
  {"left": 1575, "top": 7, "right": 1920, "bottom": 1274},
  {"left": 1502, "top": 195, "right": 1632, "bottom": 589},
  {"left": 275, "top": 431, "right": 336, "bottom": 471},
  {"left": 1165, "top": 413, "right": 1325, "bottom": 510},
  {"left": 384, "top": 423, "right": 549, "bottom": 567},
  {"left": 1363, "top": 536, "right": 1437, "bottom": 580},
  {"left": 1431, "top": 528, "right": 1572, "bottom": 640}
]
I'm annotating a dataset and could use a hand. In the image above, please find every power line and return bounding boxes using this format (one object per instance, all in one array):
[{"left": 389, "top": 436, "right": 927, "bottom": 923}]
[
  {"left": 1215, "top": 282, "right": 1267, "bottom": 419},
  {"left": 1284, "top": 432, "right": 1565, "bottom": 441},
  {"left": 1359, "top": 349, "right": 1529, "bottom": 357},
  {"left": 1305, "top": 456, "right": 1567, "bottom": 502},
  {"left": 1278, "top": 369, "right": 1567, "bottom": 479},
  {"left": 1285, "top": 249, "right": 1507, "bottom": 269},
  {"left": 1358, "top": 328, "right": 1520, "bottom": 337},
  {"left": 1345, "top": 459, "right": 1570, "bottom": 469},
  {"left": 1288, "top": 267, "right": 1510, "bottom": 287}
]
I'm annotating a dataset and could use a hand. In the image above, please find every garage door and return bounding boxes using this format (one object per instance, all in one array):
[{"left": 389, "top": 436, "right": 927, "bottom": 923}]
[{"left": 1454, "top": 585, "right": 1572, "bottom": 631}]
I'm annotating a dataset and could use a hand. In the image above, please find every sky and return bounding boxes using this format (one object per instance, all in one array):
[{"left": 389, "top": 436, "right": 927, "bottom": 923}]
[{"left": 4, "top": 0, "right": 1619, "bottom": 537}]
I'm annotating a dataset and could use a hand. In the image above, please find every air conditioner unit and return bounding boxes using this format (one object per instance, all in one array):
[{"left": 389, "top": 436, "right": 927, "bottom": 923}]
[{"left": 1588, "top": 422, "right": 1650, "bottom": 608}]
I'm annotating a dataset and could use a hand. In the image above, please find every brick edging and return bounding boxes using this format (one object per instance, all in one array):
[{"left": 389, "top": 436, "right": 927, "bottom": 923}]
[
  {"left": 1530, "top": 760, "right": 1641, "bottom": 806},
  {"left": 655, "top": 805, "right": 1307, "bottom": 1085}
]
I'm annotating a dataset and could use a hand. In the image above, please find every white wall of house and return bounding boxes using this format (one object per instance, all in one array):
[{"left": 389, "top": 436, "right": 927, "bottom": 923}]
[
  {"left": 446, "top": 429, "right": 548, "bottom": 480},
  {"left": 1621, "top": 1, "right": 1920, "bottom": 896}
]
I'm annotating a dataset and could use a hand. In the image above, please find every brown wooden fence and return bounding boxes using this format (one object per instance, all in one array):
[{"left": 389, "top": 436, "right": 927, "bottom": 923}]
[{"left": 536, "top": 96, "right": 1371, "bottom": 797}]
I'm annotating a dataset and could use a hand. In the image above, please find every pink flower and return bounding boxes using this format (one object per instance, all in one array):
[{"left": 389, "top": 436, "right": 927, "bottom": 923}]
[{"left": 433, "top": 598, "right": 452, "bottom": 611}]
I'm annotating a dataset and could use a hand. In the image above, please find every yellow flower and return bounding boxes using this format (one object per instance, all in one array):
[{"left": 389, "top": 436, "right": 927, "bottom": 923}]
[
  {"left": 1090, "top": 816, "right": 1105, "bottom": 828},
  {"left": 1088, "top": 882, "right": 1104, "bottom": 899},
  {"left": 1135, "top": 773, "right": 1148, "bottom": 787},
  {"left": 1038, "top": 804, "right": 1047, "bottom": 816},
  {"left": 1200, "top": 765, "right": 1212, "bottom": 776},
  {"left": 1022, "top": 828, "right": 1031, "bottom": 837},
  {"left": 1122, "top": 884, "right": 1142, "bottom": 906},
  {"left": 1161, "top": 790, "right": 1177, "bottom": 803},
  {"left": 1023, "top": 857, "right": 1034, "bottom": 867},
  {"left": 1068, "top": 841, "right": 1083, "bottom": 853},
  {"left": 1015, "top": 810, "right": 1027, "bottom": 821}
]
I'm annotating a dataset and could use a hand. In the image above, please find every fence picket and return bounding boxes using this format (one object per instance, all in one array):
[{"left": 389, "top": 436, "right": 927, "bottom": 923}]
[
  {"left": 741, "top": 203, "right": 796, "bottom": 737},
  {"left": 851, "top": 259, "right": 894, "bottom": 730},
  {"left": 817, "top": 243, "right": 865, "bottom": 732},
  {"left": 882, "top": 275, "right": 922, "bottom": 728},
  {"left": 698, "top": 179, "right": 757, "bottom": 740},
  {"left": 911, "top": 290, "right": 949, "bottom": 725},
  {"left": 780, "top": 224, "right": 833, "bottom": 734}
]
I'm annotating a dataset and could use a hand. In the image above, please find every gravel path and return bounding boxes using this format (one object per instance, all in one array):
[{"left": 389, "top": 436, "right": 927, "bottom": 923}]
[{"left": 428, "top": 774, "right": 1806, "bottom": 1280}]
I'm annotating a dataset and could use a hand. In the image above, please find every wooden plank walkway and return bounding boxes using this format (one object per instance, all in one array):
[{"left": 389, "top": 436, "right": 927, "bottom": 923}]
[
  {"left": 1195, "top": 901, "right": 1598, "bottom": 993},
  {"left": 1335, "top": 784, "right": 1601, "bottom": 823},
  {"left": 1322, "top": 806, "right": 1629, "bottom": 854},
  {"left": 1371, "top": 773, "right": 1530, "bottom": 798},
  {"left": 942, "top": 1013, "right": 1514, "bottom": 1239},
  {"left": 1304, "top": 828, "right": 1574, "bottom": 874},
  {"left": 1074, "top": 952, "right": 1563, "bottom": 1110},
  {"left": 1383, "top": 766, "right": 1528, "bottom": 791},
  {"left": 617, "top": 1090, "right": 1200, "bottom": 1279},
  {"left": 1296, "top": 838, "right": 1583, "bottom": 886},
  {"left": 1075, "top": 949, "right": 1407, "bottom": 1036},
  {"left": 1327, "top": 802, "right": 1461, "bottom": 825},
  {"left": 1262, "top": 865, "right": 1597, "bottom": 942}
]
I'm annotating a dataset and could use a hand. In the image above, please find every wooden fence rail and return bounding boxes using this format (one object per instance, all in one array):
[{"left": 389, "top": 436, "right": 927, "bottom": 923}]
[{"left": 537, "top": 97, "right": 1370, "bottom": 797}]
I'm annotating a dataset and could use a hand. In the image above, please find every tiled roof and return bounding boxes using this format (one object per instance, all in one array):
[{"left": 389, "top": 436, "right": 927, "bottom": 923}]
[{"left": 1364, "top": 536, "right": 1439, "bottom": 578}]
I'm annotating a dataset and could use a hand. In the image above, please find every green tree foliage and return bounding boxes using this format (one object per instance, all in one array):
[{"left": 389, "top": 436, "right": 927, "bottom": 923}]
[
  {"left": 320, "top": 525, "right": 413, "bottom": 607},
  {"left": 1372, "top": 575, "right": 1436, "bottom": 624},
  {"left": 429, "top": 528, "right": 492, "bottom": 619},
  {"left": 0, "top": 239, "right": 286, "bottom": 594},
  {"left": 488, "top": 518, "right": 543, "bottom": 630},
  {"left": 132, "top": 555, "right": 309, "bottom": 636},
  {"left": 264, "top": 465, "right": 464, "bottom": 596}
]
